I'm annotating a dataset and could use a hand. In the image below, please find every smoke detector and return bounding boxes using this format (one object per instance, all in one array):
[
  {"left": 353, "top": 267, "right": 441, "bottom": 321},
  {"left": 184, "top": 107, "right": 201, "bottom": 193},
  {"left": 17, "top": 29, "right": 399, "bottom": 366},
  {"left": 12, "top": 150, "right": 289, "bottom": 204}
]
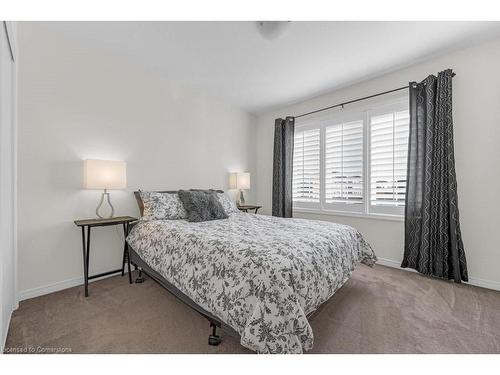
[{"left": 256, "top": 21, "right": 291, "bottom": 41}]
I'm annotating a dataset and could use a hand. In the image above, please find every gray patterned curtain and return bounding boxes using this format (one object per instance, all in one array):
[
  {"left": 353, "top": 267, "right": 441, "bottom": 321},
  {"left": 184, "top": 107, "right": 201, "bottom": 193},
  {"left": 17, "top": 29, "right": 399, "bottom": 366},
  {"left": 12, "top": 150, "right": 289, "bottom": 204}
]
[
  {"left": 272, "top": 117, "right": 295, "bottom": 217},
  {"left": 402, "top": 69, "right": 468, "bottom": 282}
]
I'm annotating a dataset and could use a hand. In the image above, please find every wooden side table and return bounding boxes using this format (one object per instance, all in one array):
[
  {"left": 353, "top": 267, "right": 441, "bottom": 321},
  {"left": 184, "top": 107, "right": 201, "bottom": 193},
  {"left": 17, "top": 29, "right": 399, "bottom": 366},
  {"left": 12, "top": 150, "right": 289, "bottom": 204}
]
[
  {"left": 74, "top": 216, "right": 137, "bottom": 297},
  {"left": 237, "top": 205, "right": 262, "bottom": 214}
]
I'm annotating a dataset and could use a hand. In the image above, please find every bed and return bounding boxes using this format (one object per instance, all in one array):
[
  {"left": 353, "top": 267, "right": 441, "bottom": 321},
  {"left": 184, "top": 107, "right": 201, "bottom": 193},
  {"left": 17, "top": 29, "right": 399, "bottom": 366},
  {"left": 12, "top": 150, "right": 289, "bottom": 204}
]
[{"left": 126, "top": 191, "right": 376, "bottom": 354}]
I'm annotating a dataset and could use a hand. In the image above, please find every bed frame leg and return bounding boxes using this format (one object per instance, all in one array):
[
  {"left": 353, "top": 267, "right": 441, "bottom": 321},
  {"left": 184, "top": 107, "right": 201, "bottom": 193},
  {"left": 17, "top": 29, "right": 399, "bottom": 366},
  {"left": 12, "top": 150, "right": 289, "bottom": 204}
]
[
  {"left": 135, "top": 268, "right": 145, "bottom": 283},
  {"left": 208, "top": 322, "right": 221, "bottom": 346}
]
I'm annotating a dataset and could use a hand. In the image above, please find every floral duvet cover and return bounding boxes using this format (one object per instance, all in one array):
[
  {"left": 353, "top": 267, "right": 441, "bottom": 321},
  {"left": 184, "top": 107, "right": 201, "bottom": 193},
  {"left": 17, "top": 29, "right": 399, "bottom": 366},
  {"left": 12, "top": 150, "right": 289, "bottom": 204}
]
[{"left": 126, "top": 213, "right": 376, "bottom": 353}]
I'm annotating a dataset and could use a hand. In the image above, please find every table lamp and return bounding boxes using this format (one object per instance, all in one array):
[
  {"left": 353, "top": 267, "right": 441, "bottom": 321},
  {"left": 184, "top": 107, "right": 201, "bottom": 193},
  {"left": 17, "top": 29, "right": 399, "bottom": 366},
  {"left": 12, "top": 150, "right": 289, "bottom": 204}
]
[
  {"left": 229, "top": 172, "right": 250, "bottom": 206},
  {"left": 83, "top": 159, "right": 126, "bottom": 219}
]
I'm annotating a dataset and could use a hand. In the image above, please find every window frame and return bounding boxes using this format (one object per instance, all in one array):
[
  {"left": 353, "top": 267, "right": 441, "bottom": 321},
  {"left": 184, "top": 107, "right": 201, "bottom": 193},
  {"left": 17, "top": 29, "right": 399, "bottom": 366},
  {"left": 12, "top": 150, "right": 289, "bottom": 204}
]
[
  {"left": 292, "top": 94, "right": 409, "bottom": 221},
  {"left": 366, "top": 100, "right": 409, "bottom": 217},
  {"left": 292, "top": 120, "right": 322, "bottom": 209},
  {"left": 321, "top": 110, "right": 365, "bottom": 214}
]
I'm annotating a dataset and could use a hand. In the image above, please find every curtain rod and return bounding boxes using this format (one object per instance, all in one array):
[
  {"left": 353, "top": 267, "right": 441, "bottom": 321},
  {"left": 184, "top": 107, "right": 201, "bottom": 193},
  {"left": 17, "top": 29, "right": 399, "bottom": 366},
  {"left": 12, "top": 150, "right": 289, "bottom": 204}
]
[{"left": 294, "top": 72, "right": 456, "bottom": 119}]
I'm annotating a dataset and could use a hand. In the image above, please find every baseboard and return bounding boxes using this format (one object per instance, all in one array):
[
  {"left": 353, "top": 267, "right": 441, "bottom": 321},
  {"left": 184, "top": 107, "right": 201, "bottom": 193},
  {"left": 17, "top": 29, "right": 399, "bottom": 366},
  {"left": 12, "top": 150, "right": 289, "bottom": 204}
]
[
  {"left": 18, "top": 257, "right": 500, "bottom": 302},
  {"left": 376, "top": 257, "right": 405, "bottom": 269},
  {"left": 376, "top": 257, "right": 500, "bottom": 291},
  {"left": 2, "top": 306, "right": 14, "bottom": 350},
  {"left": 19, "top": 277, "right": 83, "bottom": 301},
  {"left": 18, "top": 270, "right": 130, "bottom": 302}
]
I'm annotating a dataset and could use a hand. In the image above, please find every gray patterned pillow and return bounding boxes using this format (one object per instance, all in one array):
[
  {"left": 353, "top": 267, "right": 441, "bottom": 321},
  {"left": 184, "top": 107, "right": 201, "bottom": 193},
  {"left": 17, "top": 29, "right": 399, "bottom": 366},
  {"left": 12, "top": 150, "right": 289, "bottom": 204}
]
[
  {"left": 178, "top": 190, "right": 228, "bottom": 222},
  {"left": 139, "top": 191, "right": 187, "bottom": 220},
  {"left": 218, "top": 192, "right": 239, "bottom": 214}
]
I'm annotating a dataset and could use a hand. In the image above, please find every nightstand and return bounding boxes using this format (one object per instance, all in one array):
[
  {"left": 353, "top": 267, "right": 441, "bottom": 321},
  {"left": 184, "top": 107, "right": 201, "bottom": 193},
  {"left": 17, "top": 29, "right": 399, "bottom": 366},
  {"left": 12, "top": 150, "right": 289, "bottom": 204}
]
[
  {"left": 237, "top": 205, "right": 262, "bottom": 214},
  {"left": 74, "top": 216, "right": 137, "bottom": 297}
]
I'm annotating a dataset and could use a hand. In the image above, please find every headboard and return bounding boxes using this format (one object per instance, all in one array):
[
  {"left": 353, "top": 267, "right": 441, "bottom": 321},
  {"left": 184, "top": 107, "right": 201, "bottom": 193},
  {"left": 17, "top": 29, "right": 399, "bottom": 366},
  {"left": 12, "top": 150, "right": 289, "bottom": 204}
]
[{"left": 134, "top": 189, "right": 225, "bottom": 217}]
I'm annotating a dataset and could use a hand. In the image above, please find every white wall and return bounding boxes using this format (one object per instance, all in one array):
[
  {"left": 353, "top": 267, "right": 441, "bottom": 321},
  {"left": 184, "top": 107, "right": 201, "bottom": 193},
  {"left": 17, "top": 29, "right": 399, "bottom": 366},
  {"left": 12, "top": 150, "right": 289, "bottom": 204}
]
[
  {"left": 1, "top": 21, "right": 17, "bottom": 347},
  {"left": 255, "top": 38, "right": 500, "bottom": 288},
  {"left": 17, "top": 23, "right": 256, "bottom": 298}
]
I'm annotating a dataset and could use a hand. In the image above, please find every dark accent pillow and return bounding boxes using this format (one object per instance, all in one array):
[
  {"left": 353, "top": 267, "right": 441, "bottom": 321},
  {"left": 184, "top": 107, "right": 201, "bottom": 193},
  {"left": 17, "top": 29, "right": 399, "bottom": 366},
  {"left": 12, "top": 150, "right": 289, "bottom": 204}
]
[{"left": 178, "top": 190, "right": 228, "bottom": 222}]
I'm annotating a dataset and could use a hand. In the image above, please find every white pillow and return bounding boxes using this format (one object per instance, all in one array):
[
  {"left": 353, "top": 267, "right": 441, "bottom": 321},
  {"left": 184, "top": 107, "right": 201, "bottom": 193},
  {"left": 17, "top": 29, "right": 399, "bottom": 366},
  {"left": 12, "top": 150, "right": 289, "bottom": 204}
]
[
  {"left": 139, "top": 191, "right": 187, "bottom": 220},
  {"left": 218, "top": 192, "right": 239, "bottom": 214}
]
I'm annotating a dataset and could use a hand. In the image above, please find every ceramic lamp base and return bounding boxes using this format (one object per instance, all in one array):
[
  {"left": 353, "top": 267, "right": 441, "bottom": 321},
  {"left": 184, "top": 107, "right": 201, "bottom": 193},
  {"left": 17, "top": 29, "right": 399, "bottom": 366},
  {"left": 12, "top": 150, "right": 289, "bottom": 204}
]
[
  {"left": 96, "top": 189, "right": 115, "bottom": 219},
  {"left": 237, "top": 190, "right": 246, "bottom": 206}
]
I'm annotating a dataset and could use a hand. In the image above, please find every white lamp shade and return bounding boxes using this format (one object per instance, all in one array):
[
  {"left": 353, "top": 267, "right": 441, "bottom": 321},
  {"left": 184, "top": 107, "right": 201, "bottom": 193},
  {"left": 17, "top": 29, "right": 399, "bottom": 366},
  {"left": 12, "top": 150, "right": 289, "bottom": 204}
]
[
  {"left": 83, "top": 159, "right": 126, "bottom": 190},
  {"left": 229, "top": 172, "right": 250, "bottom": 190}
]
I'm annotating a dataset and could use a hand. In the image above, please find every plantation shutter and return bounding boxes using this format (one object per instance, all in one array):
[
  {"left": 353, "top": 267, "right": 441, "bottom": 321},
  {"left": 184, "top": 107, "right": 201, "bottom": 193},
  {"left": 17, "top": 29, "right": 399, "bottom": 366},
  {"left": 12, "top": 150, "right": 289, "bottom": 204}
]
[
  {"left": 324, "top": 120, "right": 364, "bottom": 207},
  {"left": 292, "top": 128, "right": 320, "bottom": 203},
  {"left": 370, "top": 109, "right": 410, "bottom": 209}
]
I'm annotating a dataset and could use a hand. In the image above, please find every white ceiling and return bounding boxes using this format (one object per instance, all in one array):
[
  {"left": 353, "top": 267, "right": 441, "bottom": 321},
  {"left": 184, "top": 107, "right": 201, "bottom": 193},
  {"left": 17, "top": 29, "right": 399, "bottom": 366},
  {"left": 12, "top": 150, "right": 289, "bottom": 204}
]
[{"left": 38, "top": 21, "right": 500, "bottom": 114}]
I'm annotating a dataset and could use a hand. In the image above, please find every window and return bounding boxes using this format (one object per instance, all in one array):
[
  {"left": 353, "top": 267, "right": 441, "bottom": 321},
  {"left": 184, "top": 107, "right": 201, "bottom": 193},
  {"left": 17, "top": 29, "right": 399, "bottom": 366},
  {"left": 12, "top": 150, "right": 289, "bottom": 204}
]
[
  {"left": 292, "top": 96, "right": 409, "bottom": 218},
  {"left": 324, "top": 117, "right": 364, "bottom": 212},
  {"left": 292, "top": 127, "right": 320, "bottom": 206},
  {"left": 369, "top": 107, "right": 409, "bottom": 215}
]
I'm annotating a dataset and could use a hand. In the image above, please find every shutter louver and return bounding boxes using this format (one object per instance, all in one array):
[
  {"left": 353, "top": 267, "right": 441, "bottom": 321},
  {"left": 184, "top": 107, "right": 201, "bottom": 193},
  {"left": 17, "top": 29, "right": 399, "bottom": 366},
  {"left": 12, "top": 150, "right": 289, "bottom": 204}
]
[
  {"left": 292, "top": 97, "right": 408, "bottom": 216},
  {"left": 370, "top": 109, "right": 409, "bottom": 207},
  {"left": 325, "top": 120, "right": 364, "bottom": 205},
  {"left": 293, "top": 128, "right": 320, "bottom": 203}
]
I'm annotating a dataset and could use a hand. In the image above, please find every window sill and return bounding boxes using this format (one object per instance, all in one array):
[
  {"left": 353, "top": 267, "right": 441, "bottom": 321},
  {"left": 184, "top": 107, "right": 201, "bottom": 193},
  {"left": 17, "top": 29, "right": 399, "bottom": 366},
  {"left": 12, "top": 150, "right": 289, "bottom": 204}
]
[{"left": 292, "top": 208, "right": 404, "bottom": 222}]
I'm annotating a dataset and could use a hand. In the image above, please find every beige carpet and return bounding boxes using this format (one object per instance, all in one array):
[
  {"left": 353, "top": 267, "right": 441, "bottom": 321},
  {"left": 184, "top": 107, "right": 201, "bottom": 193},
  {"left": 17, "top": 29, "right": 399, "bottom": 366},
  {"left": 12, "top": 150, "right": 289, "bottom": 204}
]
[{"left": 5, "top": 264, "right": 500, "bottom": 354}]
